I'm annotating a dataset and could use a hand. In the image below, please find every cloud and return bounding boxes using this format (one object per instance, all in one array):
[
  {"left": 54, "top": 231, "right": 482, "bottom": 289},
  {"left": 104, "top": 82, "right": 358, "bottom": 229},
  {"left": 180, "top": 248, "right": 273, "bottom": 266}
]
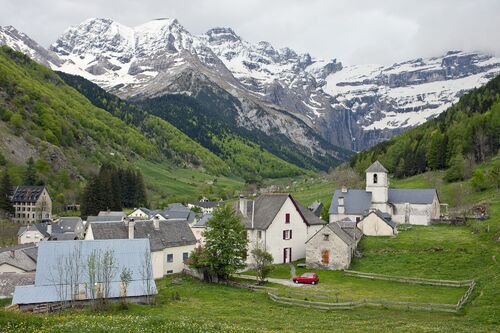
[{"left": 1, "top": 0, "right": 499, "bottom": 65}]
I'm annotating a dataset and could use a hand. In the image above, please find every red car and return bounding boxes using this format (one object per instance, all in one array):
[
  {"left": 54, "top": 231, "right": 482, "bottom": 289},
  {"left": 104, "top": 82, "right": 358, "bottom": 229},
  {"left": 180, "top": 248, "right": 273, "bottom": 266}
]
[{"left": 292, "top": 272, "right": 319, "bottom": 285}]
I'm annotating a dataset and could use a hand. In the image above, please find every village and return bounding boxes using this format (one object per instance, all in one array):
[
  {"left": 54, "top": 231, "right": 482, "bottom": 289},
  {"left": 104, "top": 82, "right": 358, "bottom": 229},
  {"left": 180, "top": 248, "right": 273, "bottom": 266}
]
[{"left": 0, "top": 161, "right": 453, "bottom": 312}]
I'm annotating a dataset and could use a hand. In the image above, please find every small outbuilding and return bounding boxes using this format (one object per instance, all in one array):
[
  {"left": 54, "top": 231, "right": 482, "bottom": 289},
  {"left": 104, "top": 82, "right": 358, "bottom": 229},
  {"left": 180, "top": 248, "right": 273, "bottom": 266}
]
[
  {"left": 357, "top": 210, "right": 398, "bottom": 236},
  {"left": 305, "top": 221, "right": 362, "bottom": 270}
]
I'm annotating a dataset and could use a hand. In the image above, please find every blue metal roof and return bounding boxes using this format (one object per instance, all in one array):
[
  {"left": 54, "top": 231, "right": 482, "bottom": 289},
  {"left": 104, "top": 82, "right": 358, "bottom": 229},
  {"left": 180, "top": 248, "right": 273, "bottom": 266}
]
[{"left": 12, "top": 239, "right": 157, "bottom": 305}]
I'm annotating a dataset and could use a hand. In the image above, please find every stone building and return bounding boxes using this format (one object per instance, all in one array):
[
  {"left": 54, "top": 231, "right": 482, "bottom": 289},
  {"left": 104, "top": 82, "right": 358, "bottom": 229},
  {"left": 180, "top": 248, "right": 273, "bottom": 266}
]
[
  {"left": 305, "top": 220, "right": 362, "bottom": 270},
  {"left": 10, "top": 186, "right": 52, "bottom": 224}
]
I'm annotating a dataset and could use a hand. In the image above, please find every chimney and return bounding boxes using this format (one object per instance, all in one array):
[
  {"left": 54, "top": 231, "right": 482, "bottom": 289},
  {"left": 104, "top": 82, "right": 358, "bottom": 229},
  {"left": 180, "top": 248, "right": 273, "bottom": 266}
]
[
  {"left": 123, "top": 216, "right": 129, "bottom": 226},
  {"left": 128, "top": 218, "right": 135, "bottom": 239},
  {"left": 341, "top": 185, "right": 348, "bottom": 193},
  {"left": 239, "top": 195, "right": 248, "bottom": 217},
  {"left": 47, "top": 222, "right": 52, "bottom": 235},
  {"left": 153, "top": 216, "right": 160, "bottom": 231},
  {"left": 251, "top": 200, "right": 255, "bottom": 229},
  {"left": 338, "top": 196, "right": 345, "bottom": 214}
]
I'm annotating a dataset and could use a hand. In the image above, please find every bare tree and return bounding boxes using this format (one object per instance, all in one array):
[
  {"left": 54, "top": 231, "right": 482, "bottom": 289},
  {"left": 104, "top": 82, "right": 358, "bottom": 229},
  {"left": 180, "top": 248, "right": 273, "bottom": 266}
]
[
  {"left": 49, "top": 243, "right": 83, "bottom": 307},
  {"left": 141, "top": 249, "right": 154, "bottom": 304},
  {"left": 119, "top": 267, "right": 133, "bottom": 309}
]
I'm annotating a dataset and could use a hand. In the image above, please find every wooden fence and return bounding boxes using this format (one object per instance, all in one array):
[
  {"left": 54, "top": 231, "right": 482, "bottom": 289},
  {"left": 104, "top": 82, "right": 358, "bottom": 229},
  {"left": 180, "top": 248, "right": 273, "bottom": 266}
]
[
  {"left": 344, "top": 270, "right": 474, "bottom": 287},
  {"left": 265, "top": 271, "right": 476, "bottom": 313}
]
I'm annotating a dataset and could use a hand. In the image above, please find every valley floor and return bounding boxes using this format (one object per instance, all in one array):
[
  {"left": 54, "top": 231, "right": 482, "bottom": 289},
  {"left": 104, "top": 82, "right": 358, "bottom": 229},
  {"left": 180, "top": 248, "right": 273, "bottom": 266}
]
[{"left": 1, "top": 202, "right": 498, "bottom": 332}]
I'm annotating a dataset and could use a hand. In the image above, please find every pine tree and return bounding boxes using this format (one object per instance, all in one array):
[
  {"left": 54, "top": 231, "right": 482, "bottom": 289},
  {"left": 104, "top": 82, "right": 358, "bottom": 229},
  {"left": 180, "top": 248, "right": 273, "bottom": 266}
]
[
  {"left": 24, "top": 157, "right": 37, "bottom": 185},
  {"left": 81, "top": 176, "right": 100, "bottom": 218},
  {"left": 134, "top": 171, "right": 147, "bottom": 207},
  {"left": 444, "top": 152, "right": 466, "bottom": 182},
  {"left": 0, "top": 169, "right": 14, "bottom": 214}
]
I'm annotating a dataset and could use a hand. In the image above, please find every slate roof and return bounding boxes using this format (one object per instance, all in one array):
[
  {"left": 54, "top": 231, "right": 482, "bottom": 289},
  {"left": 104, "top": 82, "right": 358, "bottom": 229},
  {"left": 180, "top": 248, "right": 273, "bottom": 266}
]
[
  {"left": 157, "top": 209, "right": 196, "bottom": 222},
  {"left": 90, "top": 220, "right": 197, "bottom": 252},
  {"left": 306, "top": 221, "right": 361, "bottom": 247},
  {"left": 97, "top": 211, "right": 127, "bottom": 218},
  {"left": 12, "top": 239, "right": 157, "bottom": 305},
  {"left": 0, "top": 245, "right": 37, "bottom": 272},
  {"left": 308, "top": 201, "right": 324, "bottom": 217},
  {"left": 329, "top": 188, "right": 438, "bottom": 216},
  {"left": 365, "top": 161, "right": 388, "bottom": 173},
  {"left": 192, "top": 214, "right": 212, "bottom": 228},
  {"left": 58, "top": 217, "right": 83, "bottom": 233},
  {"left": 191, "top": 201, "right": 223, "bottom": 209},
  {"left": 9, "top": 186, "right": 47, "bottom": 203},
  {"left": 87, "top": 215, "right": 125, "bottom": 223},
  {"left": 388, "top": 189, "right": 437, "bottom": 204},
  {"left": 48, "top": 233, "right": 79, "bottom": 241},
  {"left": 329, "top": 189, "right": 372, "bottom": 215},
  {"left": 17, "top": 223, "right": 63, "bottom": 238},
  {"left": 237, "top": 194, "right": 325, "bottom": 230},
  {"left": 368, "top": 210, "right": 397, "bottom": 229}
]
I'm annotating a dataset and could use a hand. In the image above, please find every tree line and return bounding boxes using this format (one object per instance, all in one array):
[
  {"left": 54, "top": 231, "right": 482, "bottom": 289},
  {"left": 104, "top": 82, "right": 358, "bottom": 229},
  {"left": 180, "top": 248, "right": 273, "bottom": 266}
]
[{"left": 81, "top": 164, "right": 147, "bottom": 218}]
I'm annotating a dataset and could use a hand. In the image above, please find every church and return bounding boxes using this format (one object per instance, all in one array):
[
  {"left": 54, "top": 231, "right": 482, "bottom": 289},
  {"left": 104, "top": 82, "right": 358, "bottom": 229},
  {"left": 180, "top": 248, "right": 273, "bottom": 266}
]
[{"left": 329, "top": 161, "right": 441, "bottom": 227}]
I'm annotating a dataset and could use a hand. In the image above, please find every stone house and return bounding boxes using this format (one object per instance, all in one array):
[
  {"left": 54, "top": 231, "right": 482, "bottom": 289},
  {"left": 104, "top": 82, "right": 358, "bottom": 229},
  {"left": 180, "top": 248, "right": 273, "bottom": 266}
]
[
  {"left": 329, "top": 161, "right": 441, "bottom": 226},
  {"left": 10, "top": 186, "right": 52, "bottom": 224},
  {"left": 0, "top": 243, "right": 37, "bottom": 274},
  {"left": 85, "top": 218, "right": 197, "bottom": 279},
  {"left": 236, "top": 194, "right": 325, "bottom": 265},
  {"left": 305, "top": 220, "right": 362, "bottom": 270}
]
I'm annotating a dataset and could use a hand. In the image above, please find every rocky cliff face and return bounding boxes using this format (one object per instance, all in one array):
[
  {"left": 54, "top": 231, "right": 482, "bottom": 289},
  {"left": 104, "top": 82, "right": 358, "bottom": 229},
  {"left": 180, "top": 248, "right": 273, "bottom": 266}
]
[
  {"left": 323, "top": 51, "right": 500, "bottom": 149},
  {"left": 2, "top": 20, "right": 500, "bottom": 157}
]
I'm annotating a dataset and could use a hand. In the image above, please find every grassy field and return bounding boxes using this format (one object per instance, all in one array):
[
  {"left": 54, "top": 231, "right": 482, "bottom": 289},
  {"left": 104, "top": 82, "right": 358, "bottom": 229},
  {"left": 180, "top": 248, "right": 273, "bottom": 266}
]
[
  {"left": 1, "top": 208, "right": 498, "bottom": 332},
  {"left": 137, "top": 159, "right": 245, "bottom": 207}
]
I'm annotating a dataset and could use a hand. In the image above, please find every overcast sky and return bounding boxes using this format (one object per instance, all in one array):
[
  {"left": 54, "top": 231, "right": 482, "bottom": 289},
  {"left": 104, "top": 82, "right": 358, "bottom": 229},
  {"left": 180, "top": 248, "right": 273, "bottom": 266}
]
[{"left": 2, "top": 0, "right": 499, "bottom": 65}]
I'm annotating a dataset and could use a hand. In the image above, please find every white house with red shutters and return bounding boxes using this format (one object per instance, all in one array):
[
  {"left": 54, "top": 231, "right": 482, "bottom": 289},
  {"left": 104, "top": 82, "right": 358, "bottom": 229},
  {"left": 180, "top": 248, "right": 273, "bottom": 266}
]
[{"left": 235, "top": 194, "right": 325, "bottom": 265}]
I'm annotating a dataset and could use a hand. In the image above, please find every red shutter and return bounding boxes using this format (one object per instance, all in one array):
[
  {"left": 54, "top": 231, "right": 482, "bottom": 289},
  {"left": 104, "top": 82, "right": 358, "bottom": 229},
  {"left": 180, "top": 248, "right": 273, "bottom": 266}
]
[
  {"left": 285, "top": 213, "right": 290, "bottom": 224},
  {"left": 290, "top": 230, "right": 292, "bottom": 239},
  {"left": 283, "top": 230, "right": 285, "bottom": 240}
]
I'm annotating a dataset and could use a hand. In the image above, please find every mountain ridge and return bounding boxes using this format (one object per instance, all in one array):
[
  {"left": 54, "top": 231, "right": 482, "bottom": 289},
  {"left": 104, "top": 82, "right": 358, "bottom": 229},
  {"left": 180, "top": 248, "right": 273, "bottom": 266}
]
[{"left": 2, "top": 19, "right": 500, "bottom": 156}]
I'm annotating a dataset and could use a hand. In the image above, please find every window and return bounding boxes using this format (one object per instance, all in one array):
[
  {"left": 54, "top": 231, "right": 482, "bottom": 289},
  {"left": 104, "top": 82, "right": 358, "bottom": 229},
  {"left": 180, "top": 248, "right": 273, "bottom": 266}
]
[
  {"left": 323, "top": 234, "right": 329, "bottom": 241},
  {"left": 166, "top": 270, "right": 173, "bottom": 274},
  {"left": 283, "top": 230, "right": 292, "bottom": 240},
  {"left": 183, "top": 252, "right": 189, "bottom": 262},
  {"left": 285, "top": 213, "right": 290, "bottom": 224},
  {"left": 166, "top": 254, "right": 173, "bottom": 263},
  {"left": 257, "top": 230, "right": 262, "bottom": 239},
  {"left": 373, "top": 174, "right": 378, "bottom": 184}
]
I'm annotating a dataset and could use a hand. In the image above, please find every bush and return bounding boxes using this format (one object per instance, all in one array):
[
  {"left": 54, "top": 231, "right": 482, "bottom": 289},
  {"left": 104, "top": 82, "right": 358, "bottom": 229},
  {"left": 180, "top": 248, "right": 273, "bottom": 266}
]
[{"left": 471, "top": 169, "right": 489, "bottom": 192}]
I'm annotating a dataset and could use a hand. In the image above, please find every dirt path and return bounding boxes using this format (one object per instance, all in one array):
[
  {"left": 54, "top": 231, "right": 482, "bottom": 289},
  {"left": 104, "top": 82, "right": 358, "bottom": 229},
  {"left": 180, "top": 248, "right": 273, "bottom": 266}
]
[{"left": 237, "top": 274, "right": 304, "bottom": 287}]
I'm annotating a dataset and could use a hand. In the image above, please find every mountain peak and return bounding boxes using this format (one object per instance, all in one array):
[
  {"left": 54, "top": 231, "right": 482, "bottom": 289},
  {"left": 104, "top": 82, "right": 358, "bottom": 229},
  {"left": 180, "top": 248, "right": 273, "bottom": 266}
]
[{"left": 205, "top": 27, "right": 240, "bottom": 43}]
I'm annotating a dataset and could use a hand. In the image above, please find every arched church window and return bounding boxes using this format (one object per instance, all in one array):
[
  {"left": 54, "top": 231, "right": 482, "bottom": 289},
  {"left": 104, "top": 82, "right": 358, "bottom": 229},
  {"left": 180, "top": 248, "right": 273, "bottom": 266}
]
[{"left": 373, "top": 174, "right": 378, "bottom": 184}]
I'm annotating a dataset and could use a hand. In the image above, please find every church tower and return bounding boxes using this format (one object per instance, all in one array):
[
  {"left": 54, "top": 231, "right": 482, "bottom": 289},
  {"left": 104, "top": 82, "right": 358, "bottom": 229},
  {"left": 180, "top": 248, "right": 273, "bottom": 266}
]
[{"left": 365, "top": 161, "right": 390, "bottom": 213}]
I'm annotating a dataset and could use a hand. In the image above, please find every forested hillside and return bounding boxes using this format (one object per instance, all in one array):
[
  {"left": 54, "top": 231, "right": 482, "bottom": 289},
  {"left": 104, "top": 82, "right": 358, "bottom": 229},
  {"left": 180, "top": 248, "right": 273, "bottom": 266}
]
[
  {"left": 138, "top": 93, "right": 351, "bottom": 172},
  {"left": 352, "top": 74, "right": 500, "bottom": 181},
  {"left": 59, "top": 72, "right": 305, "bottom": 180},
  {"left": 0, "top": 46, "right": 230, "bottom": 209}
]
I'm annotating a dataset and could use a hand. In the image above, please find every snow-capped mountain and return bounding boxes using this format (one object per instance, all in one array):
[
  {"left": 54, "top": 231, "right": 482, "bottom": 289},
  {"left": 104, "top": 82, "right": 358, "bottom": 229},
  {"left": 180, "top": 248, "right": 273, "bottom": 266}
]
[
  {"left": 2, "top": 19, "right": 500, "bottom": 155},
  {"left": 0, "top": 25, "right": 61, "bottom": 67},
  {"left": 322, "top": 51, "right": 500, "bottom": 148}
]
